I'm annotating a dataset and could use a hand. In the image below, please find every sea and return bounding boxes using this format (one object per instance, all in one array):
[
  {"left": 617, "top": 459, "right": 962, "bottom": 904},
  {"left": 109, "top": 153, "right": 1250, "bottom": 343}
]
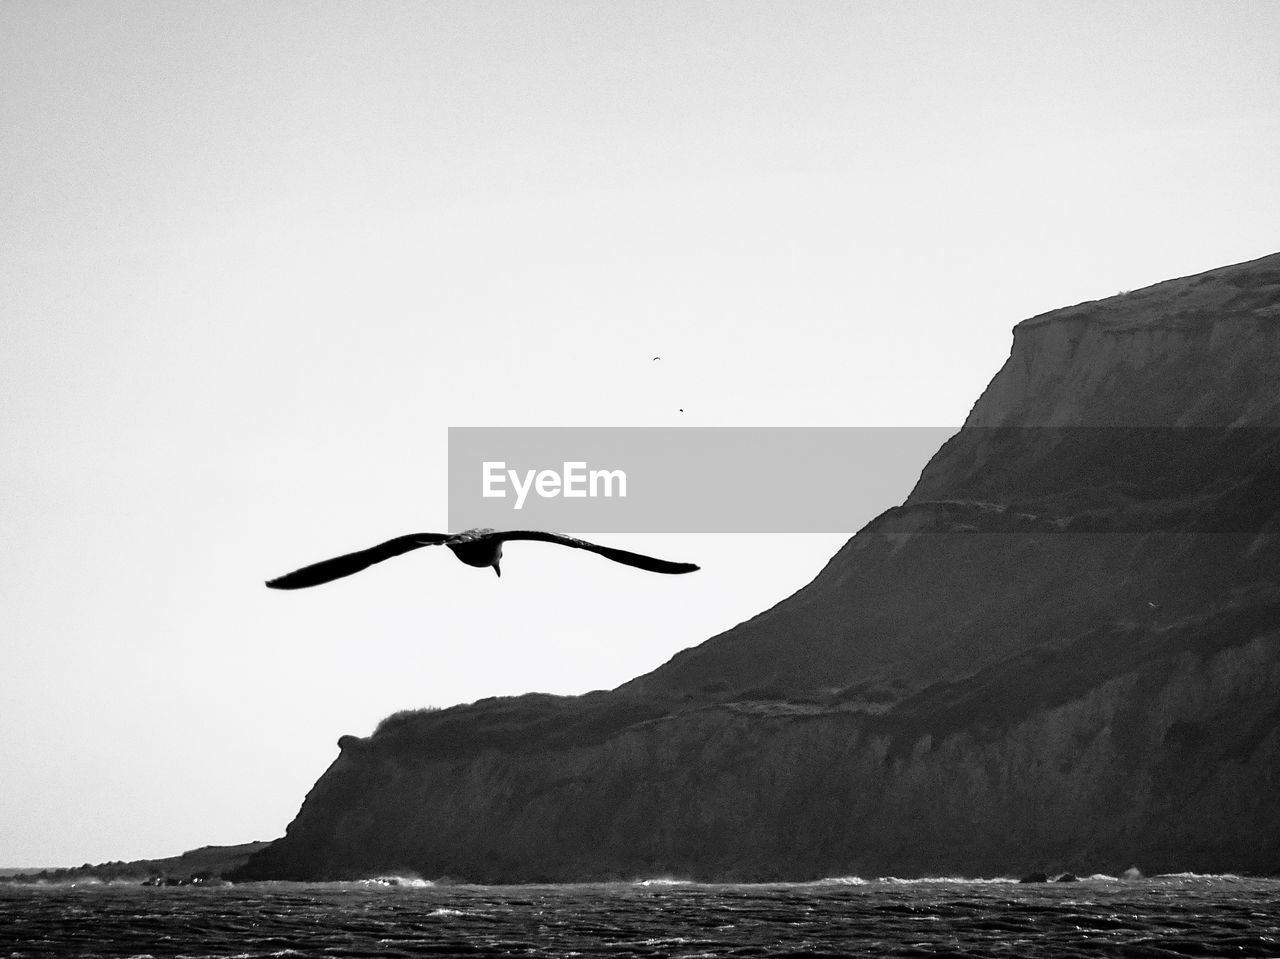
[{"left": 3, "top": 875, "right": 1278, "bottom": 958}]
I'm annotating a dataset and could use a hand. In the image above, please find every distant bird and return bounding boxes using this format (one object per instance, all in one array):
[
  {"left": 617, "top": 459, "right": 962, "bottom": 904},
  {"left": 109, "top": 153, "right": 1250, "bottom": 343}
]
[
  {"left": 653, "top": 356, "right": 661, "bottom": 361},
  {"left": 266, "top": 528, "right": 699, "bottom": 588}
]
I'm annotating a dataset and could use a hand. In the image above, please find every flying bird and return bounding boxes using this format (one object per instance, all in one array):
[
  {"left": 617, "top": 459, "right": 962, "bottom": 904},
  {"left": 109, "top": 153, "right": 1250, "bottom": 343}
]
[{"left": 266, "top": 528, "right": 699, "bottom": 588}]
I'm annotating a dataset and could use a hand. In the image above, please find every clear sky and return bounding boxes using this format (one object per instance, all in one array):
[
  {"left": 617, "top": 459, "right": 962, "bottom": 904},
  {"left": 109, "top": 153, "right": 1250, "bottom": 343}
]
[{"left": 2, "top": 1, "right": 1278, "bottom": 867}]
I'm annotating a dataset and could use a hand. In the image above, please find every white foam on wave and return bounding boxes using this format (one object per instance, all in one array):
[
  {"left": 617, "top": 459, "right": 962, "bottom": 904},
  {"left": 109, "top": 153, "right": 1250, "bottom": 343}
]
[
  {"left": 1084, "top": 874, "right": 1119, "bottom": 881},
  {"left": 876, "top": 876, "right": 1019, "bottom": 885},
  {"left": 358, "top": 875, "right": 436, "bottom": 888},
  {"left": 813, "top": 876, "right": 868, "bottom": 885},
  {"left": 633, "top": 878, "right": 694, "bottom": 886},
  {"left": 1153, "top": 872, "right": 1246, "bottom": 882}
]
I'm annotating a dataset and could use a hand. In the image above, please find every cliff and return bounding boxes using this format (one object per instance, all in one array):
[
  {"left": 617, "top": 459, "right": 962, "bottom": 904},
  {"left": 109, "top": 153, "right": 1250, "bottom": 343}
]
[{"left": 234, "top": 251, "right": 1280, "bottom": 882}]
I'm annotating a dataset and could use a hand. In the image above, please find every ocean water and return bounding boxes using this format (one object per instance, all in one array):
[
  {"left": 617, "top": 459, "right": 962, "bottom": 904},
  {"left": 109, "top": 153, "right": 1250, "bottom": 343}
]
[{"left": 3, "top": 875, "right": 1278, "bottom": 958}]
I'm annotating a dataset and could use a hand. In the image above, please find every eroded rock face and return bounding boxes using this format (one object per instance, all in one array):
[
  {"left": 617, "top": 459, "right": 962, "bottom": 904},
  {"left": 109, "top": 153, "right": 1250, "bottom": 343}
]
[
  {"left": 963, "top": 256, "right": 1280, "bottom": 429},
  {"left": 623, "top": 251, "right": 1280, "bottom": 702},
  {"left": 234, "top": 252, "right": 1280, "bottom": 882}
]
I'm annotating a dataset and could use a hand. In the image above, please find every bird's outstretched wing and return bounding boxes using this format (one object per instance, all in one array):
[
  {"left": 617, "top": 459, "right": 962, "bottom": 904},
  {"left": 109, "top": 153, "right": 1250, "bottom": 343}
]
[
  {"left": 493, "top": 531, "right": 699, "bottom": 574},
  {"left": 266, "top": 533, "right": 450, "bottom": 589}
]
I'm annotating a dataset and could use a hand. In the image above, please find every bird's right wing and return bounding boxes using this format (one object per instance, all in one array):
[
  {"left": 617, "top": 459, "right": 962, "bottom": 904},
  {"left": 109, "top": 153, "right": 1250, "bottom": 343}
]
[
  {"left": 495, "top": 531, "right": 700, "bottom": 574},
  {"left": 265, "top": 533, "right": 449, "bottom": 589}
]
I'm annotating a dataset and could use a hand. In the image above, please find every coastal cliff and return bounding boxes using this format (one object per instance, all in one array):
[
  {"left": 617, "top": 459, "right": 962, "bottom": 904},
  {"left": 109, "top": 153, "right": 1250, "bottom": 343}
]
[{"left": 235, "top": 252, "right": 1280, "bottom": 882}]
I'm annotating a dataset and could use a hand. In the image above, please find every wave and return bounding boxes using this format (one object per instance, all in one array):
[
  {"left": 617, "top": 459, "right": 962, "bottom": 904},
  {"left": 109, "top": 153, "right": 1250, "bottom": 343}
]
[
  {"left": 358, "top": 876, "right": 436, "bottom": 888},
  {"left": 875, "top": 876, "right": 1019, "bottom": 885},
  {"left": 1153, "top": 872, "right": 1246, "bottom": 882},
  {"left": 236, "top": 877, "right": 440, "bottom": 891},
  {"left": 633, "top": 878, "right": 694, "bottom": 886}
]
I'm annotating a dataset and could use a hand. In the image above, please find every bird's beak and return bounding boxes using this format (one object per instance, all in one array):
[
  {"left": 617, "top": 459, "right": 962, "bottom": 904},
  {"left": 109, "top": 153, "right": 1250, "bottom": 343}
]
[{"left": 493, "top": 562, "right": 501, "bottom": 578}]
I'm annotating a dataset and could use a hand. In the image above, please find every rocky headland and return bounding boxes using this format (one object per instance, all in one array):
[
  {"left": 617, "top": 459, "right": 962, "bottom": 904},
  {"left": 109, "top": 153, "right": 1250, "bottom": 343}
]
[
  {"left": 233, "top": 251, "right": 1280, "bottom": 882},
  {"left": 4, "top": 842, "right": 270, "bottom": 886}
]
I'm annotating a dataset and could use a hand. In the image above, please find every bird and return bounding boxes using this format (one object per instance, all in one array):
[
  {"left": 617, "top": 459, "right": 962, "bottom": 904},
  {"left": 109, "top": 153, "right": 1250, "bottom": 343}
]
[{"left": 266, "top": 528, "right": 699, "bottom": 588}]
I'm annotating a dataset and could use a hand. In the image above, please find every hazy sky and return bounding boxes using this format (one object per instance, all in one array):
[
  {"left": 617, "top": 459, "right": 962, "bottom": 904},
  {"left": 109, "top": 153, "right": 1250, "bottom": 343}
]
[{"left": 2, "top": 1, "right": 1278, "bottom": 867}]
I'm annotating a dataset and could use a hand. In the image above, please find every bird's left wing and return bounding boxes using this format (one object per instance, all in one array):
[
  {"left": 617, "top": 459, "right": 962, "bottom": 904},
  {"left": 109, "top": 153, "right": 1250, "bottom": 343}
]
[
  {"left": 494, "top": 531, "right": 699, "bottom": 574},
  {"left": 266, "top": 533, "right": 449, "bottom": 589}
]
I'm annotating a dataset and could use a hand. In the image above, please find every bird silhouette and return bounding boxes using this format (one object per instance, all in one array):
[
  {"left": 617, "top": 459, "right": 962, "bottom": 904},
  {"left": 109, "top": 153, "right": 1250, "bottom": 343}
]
[{"left": 266, "top": 528, "right": 699, "bottom": 588}]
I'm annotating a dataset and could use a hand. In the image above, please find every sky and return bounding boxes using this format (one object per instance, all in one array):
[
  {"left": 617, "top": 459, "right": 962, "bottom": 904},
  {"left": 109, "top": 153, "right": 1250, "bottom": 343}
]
[{"left": 2, "top": 0, "right": 1278, "bottom": 867}]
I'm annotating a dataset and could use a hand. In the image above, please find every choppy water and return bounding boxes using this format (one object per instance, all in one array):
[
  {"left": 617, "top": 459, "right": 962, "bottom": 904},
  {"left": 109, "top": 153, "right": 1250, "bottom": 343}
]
[{"left": 3, "top": 876, "right": 1279, "bottom": 958}]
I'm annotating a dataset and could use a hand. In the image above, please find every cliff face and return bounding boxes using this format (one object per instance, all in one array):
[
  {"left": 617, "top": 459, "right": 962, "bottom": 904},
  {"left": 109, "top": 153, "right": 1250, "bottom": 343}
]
[
  {"left": 235, "top": 252, "right": 1280, "bottom": 882},
  {"left": 618, "top": 252, "right": 1280, "bottom": 701},
  {"left": 960, "top": 257, "right": 1280, "bottom": 429}
]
